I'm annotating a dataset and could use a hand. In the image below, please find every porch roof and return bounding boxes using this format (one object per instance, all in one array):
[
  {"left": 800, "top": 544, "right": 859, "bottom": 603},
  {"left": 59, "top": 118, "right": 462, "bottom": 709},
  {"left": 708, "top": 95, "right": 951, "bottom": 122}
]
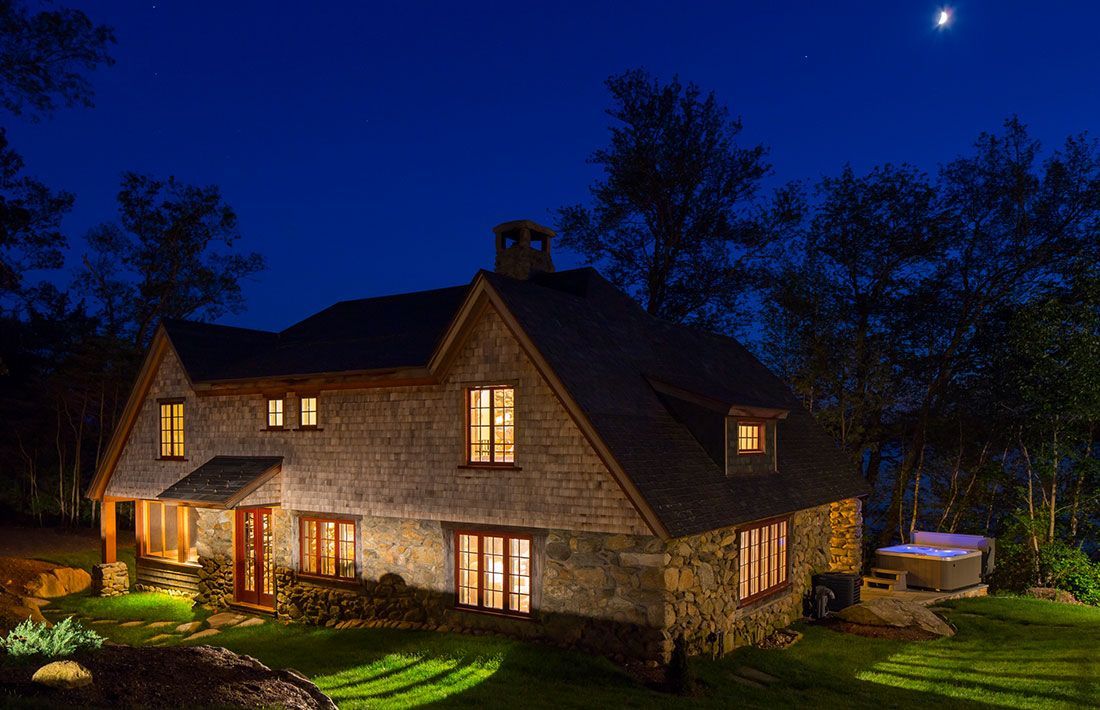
[{"left": 157, "top": 456, "right": 283, "bottom": 508}]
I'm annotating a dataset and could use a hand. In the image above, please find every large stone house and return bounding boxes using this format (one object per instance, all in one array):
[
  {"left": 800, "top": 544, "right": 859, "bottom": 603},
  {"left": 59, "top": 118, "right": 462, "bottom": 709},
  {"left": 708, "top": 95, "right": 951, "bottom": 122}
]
[{"left": 88, "top": 220, "right": 866, "bottom": 662}]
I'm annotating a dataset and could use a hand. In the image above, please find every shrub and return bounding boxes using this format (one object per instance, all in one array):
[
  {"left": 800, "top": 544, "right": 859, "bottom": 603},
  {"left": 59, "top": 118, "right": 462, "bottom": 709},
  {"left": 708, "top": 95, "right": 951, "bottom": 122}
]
[
  {"left": 991, "top": 539, "right": 1100, "bottom": 606},
  {"left": 1, "top": 616, "right": 104, "bottom": 658}
]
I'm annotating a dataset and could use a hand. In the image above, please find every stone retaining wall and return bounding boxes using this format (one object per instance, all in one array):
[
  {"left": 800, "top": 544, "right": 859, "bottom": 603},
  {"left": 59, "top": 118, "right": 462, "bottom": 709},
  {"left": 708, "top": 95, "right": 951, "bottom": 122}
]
[{"left": 828, "top": 497, "right": 863, "bottom": 573}]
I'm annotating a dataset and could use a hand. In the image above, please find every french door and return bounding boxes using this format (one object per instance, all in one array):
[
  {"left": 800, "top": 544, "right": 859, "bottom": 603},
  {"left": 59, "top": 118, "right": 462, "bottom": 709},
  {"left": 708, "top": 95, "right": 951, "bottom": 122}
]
[{"left": 235, "top": 507, "right": 274, "bottom": 608}]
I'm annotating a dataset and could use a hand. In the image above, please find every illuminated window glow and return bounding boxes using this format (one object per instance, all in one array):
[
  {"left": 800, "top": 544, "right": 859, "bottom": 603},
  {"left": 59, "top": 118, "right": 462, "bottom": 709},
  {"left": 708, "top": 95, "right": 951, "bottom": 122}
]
[
  {"left": 300, "top": 396, "right": 318, "bottom": 428},
  {"left": 455, "top": 531, "right": 532, "bottom": 616},
  {"left": 267, "top": 398, "right": 284, "bottom": 428},
  {"left": 141, "top": 500, "right": 197, "bottom": 562},
  {"left": 737, "top": 421, "right": 764, "bottom": 454},
  {"left": 467, "top": 386, "right": 515, "bottom": 464},
  {"left": 159, "top": 401, "right": 184, "bottom": 458},
  {"left": 739, "top": 518, "right": 788, "bottom": 605},
  {"left": 299, "top": 517, "right": 355, "bottom": 580}
]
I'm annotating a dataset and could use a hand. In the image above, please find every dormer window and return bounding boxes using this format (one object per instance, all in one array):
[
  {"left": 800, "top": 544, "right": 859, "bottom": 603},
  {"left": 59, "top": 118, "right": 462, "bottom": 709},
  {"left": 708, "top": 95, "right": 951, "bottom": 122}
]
[{"left": 737, "top": 421, "right": 764, "bottom": 454}]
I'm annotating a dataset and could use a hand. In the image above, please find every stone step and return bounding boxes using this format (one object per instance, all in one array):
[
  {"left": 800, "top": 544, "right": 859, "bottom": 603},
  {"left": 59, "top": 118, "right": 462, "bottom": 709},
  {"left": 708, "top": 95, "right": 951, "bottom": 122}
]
[
  {"left": 871, "top": 568, "right": 908, "bottom": 581},
  {"left": 735, "top": 666, "right": 780, "bottom": 686}
]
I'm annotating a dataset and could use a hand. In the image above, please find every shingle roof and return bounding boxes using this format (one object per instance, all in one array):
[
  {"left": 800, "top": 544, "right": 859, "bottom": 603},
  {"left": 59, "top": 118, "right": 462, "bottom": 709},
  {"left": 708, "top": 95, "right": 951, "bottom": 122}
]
[
  {"left": 160, "top": 268, "right": 867, "bottom": 536},
  {"left": 158, "top": 456, "right": 283, "bottom": 506},
  {"left": 163, "top": 285, "right": 467, "bottom": 381}
]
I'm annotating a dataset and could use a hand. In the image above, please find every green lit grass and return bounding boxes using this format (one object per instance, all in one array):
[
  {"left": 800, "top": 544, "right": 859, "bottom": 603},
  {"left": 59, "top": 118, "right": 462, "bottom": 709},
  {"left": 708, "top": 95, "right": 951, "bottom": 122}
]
[{"left": 42, "top": 593, "right": 1100, "bottom": 709}]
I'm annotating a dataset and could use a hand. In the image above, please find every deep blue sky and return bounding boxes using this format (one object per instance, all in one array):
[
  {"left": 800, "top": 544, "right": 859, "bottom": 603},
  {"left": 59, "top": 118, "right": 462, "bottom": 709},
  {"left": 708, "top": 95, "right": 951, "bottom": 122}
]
[{"left": 8, "top": 1, "right": 1100, "bottom": 331}]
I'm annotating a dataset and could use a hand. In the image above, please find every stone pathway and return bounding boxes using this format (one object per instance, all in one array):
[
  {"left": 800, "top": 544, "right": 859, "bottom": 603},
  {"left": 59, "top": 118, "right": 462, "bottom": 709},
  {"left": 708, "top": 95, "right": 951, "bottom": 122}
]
[
  {"left": 43, "top": 605, "right": 267, "bottom": 646},
  {"left": 730, "top": 666, "right": 781, "bottom": 689}
]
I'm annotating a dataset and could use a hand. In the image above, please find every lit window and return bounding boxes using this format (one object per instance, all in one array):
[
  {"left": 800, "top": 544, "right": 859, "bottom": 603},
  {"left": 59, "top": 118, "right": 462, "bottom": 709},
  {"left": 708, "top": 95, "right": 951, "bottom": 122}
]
[
  {"left": 267, "top": 398, "right": 284, "bottom": 428},
  {"left": 300, "top": 396, "right": 318, "bottom": 428},
  {"left": 737, "top": 421, "right": 764, "bottom": 454},
  {"left": 299, "top": 517, "right": 355, "bottom": 580},
  {"left": 455, "top": 531, "right": 532, "bottom": 616},
  {"left": 159, "top": 401, "right": 184, "bottom": 458},
  {"left": 467, "top": 386, "right": 515, "bottom": 464},
  {"left": 738, "top": 518, "right": 788, "bottom": 605},
  {"left": 141, "top": 500, "right": 197, "bottom": 562}
]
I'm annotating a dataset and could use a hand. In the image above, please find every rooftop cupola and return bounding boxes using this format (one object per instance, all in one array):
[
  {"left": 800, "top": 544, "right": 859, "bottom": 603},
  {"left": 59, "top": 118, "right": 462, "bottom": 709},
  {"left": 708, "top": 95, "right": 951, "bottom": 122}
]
[{"left": 493, "top": 219, "right": 555, "bottom": 280}]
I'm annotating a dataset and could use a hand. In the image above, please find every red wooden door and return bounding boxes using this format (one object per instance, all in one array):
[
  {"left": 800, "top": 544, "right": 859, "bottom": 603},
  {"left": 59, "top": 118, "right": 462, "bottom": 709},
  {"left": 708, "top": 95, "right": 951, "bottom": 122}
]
[{"left": 235, "top": 508, "right": 274, "bottom": 608}]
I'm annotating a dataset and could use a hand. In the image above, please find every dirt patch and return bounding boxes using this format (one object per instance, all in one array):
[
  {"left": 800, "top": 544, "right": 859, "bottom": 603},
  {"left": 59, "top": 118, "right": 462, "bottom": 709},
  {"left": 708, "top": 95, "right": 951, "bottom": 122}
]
[
  {"left": 0, "top": 643, "right": 335, "bottom": 709},
  {"left": 818, "top": 617, "right": 943, "bottom": 641},
  {"left": 758, "top": 628, "right": 803, "bottom": 649}
]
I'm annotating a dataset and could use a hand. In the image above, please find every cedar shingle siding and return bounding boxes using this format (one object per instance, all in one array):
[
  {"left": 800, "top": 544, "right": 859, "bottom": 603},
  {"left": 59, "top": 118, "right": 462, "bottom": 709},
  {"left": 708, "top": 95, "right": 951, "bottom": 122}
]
[{"left": 106, "top": 309, "right": 649, "bottom": 535}]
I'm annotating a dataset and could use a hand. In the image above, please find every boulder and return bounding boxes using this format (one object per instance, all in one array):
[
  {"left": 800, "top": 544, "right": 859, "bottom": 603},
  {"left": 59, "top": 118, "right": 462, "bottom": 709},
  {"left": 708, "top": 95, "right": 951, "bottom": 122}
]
[
  {"left": 836, "top": 598, "right": 955, "bottom": 637},
  {"left": 24, "top": 567, "right": 92, "bottom": 598},
  {"left": 31, "top": 660, "right": 94, "bottom": 689}
]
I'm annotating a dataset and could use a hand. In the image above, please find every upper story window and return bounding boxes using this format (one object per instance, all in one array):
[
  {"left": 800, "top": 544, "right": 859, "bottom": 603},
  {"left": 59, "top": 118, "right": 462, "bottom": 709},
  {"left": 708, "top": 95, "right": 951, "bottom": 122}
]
[
  {"left": 299, "top": 396, "right": 318, "bottom": 428},
  {"left": 267, "top": 398, "right": 284, "bottom": 429},
  {"left": 455, "top": 530, "right": 532, "bottom": 616},
  {"left": 141, "top": 500, "right": 197, "bottom": 563},
  {"left": 736, "top": 421, "right": 764, "bottom": 454},
  {"left": 467, "top": 386, "right": 515, "bottom": 465},
  {"left": 299, "top": 517, "right": 355, "bottom": 579},
  {"left": 738, "top": 517, "right": 788, "bottom": 606},
  {"left": 159, "top": 400, "right": 185, "bottom": 459}
]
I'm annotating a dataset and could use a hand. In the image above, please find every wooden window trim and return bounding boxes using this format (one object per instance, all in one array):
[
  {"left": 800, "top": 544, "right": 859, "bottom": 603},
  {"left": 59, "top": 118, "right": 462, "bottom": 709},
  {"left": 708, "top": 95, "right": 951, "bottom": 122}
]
[
  {"left": 465, "top": 385, "right": 516, "bottom": 466},
  {"left": 736, "top": 420, "right": 766, "bottom": 455},
  {"left": 453, "top": 529, "right": 533, "bottom": 619},
  {"left": 297, "top": 394, "right": 320, "bottom": 430},
  {"left": 298, "top": 515, "right": 356, "bottom": 581},
  {"left": 737, "top": 515, "right": 790, "bottom": 607},
  {"left": 266, "top": 397, "right": 285, "bottom": 430},
  {"left": 138, "top": 500, "right": 196, "bottom": 565},
  {"left": 157, "top": 398, "right": 186, "bottom": 460}
]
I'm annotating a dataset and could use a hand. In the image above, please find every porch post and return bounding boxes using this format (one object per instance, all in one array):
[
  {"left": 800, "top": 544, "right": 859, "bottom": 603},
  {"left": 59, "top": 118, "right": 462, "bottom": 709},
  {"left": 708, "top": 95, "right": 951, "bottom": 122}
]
[
  {"left": 100, "top": 499, "right": 117, "bottom": 564},
  {"left": 177, "top": 505, "right": 190, "bottom": 563}
]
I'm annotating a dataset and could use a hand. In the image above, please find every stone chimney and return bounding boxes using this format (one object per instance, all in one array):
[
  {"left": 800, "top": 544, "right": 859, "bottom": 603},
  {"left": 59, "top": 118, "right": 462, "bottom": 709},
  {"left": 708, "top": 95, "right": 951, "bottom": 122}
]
[{"left": 493, "top": 219, "right": 555, "bottom": 280}]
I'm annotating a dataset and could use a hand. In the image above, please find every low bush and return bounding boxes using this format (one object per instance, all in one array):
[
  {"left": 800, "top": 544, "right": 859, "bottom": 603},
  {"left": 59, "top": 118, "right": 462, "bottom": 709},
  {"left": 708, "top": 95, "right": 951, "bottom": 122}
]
[
  {"left": 991, "top": 539, "right": 1100, "bottom": 606},
  {"left": 0, "top": 616, "right": 104, "bottom": 658}
]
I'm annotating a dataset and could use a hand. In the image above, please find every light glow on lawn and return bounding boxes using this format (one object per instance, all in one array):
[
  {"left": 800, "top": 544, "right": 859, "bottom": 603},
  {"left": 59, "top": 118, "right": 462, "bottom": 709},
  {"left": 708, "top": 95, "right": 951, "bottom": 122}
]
[{"left": 315, "top": 652, "right": 502, "bottom": 709}]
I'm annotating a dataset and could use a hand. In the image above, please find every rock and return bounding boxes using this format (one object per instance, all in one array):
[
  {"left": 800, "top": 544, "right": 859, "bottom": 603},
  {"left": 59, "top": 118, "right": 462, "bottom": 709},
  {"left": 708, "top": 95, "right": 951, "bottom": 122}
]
[
  {"left": 236, "top": 616, "right": 265, "bottom": 628},
  {"left": 1026, "top": 587, "right": 1081, "bottom": 605},
  {"left": 836, "top": 599, "right": 955, "bottom": 637},
  {"left": 176, "top": 621, "right": 203, "bottom": 634},
  {"left": 31, "top": 660, "right": 94, "bottom": 689},
  {"left": 24, "top": 567, "right": 92, "bottom": 598},
  {"left": 120, "top": 620, "right": 145, "bottom": 627},
  {"left": 146, "top": 620, "right": 175, "bottom": 628},
  {"left": 147, "top": 633, "right": 178, "bottom": 644},
  {"left": 21, "top": 597, "right": 50, "bottom": 609},
  {"left": 206, "top": 611, "right": 248, "bottom": 628},
  {"left": 188, "top": 628, "right": 221, "bottom": 640},
  {"left": 618, "top": 552, "right": 666, "bottom": 567}
]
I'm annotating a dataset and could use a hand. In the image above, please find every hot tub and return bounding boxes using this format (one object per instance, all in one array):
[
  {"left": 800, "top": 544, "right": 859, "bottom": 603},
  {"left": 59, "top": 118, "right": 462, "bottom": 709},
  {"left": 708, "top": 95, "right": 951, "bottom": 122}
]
[{"left": 875, "top": 544, "right": 982, "bottom": 591}]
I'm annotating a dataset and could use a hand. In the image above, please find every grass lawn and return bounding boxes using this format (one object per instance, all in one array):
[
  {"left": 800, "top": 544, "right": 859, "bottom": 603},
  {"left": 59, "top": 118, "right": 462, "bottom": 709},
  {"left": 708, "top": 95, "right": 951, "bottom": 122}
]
[{"left": 40, "top": 593, "right": 1099, "bottom": 709}]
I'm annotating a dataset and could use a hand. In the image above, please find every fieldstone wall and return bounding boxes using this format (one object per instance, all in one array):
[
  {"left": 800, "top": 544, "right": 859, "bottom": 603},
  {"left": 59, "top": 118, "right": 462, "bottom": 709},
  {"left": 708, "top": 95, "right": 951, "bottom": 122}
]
[
  {"left": 828, "top": 497, "right": 863, "bottom": 573},
  {"left": 664, "top": 504, "right": 832, "bottom": 657},
  {"left": 194, "top": 508, "right": 234, "bottom": 608},
  {"left": 92, "top": 562, "right": 129, "bottom": 597}
]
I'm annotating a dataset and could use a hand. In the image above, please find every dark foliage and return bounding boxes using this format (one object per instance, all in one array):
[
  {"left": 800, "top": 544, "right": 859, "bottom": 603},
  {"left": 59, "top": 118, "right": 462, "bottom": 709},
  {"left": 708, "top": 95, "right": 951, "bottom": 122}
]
[
  {"left": 0, "top": 0, "right": 115, "bottom": 119},
  {"left": 556, "top": 68, "right": 772, "bottom": 330}
]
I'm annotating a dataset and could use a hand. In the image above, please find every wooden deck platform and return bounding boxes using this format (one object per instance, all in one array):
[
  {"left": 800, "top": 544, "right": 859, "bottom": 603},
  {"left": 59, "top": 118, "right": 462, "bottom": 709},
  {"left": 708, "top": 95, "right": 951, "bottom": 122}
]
[{"left": 860, "top": 583, "right": 989, "bottom": 606}]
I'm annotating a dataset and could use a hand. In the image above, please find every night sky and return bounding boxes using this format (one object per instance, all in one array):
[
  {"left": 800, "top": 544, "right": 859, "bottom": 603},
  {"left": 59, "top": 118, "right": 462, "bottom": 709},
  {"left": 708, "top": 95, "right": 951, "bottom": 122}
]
[{"left": 8, "top": 1, "right": 1100, "bottom": 331}]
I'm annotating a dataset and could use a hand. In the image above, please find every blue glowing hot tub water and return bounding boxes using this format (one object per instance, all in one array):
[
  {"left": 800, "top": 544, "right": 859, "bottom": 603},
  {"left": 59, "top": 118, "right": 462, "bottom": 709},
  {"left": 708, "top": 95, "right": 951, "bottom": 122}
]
[{"left": 878, "top": 544, "right": 973, "bottom": 559}]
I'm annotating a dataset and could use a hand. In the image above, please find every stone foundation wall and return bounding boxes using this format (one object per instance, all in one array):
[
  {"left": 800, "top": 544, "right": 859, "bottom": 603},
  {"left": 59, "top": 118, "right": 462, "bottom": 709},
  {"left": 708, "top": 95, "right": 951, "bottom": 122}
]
[
  {"left": 92, "top": 562, "right": 130, "bottom": 597},
  {"left": 828, "top": 497, "right": 863, "bottom": 573},
  {"left": 194, "top": 508, "right": 234, "bottom": 607},
  {"left": 664, "top": 504, "right": 832, "bottom": 657}
]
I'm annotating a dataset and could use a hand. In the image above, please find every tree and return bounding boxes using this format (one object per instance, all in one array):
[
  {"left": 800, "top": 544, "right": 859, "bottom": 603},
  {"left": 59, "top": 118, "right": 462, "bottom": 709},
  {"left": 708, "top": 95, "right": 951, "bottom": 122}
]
[
  {"left": 0, "top": 0, "right": 115, "bottom": 119},
  {"left": 0, "top": 128, "right": 72, "bottom": 297},
  {"left": 80, "top": 172, "right": 265, "bottom": 348},
  {"left": 557, "top": 69, "right": 771, "bottom": 329}
]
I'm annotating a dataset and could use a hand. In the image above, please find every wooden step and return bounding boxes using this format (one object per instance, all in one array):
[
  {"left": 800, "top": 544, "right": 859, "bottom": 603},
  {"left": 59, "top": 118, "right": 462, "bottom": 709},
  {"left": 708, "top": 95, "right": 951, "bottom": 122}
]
[
  {"left": 870, "top": 568, "right": 908, "bottom": 591},
  {"left": 862, "top": 576, "right": 902, "bottom": 591}
]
